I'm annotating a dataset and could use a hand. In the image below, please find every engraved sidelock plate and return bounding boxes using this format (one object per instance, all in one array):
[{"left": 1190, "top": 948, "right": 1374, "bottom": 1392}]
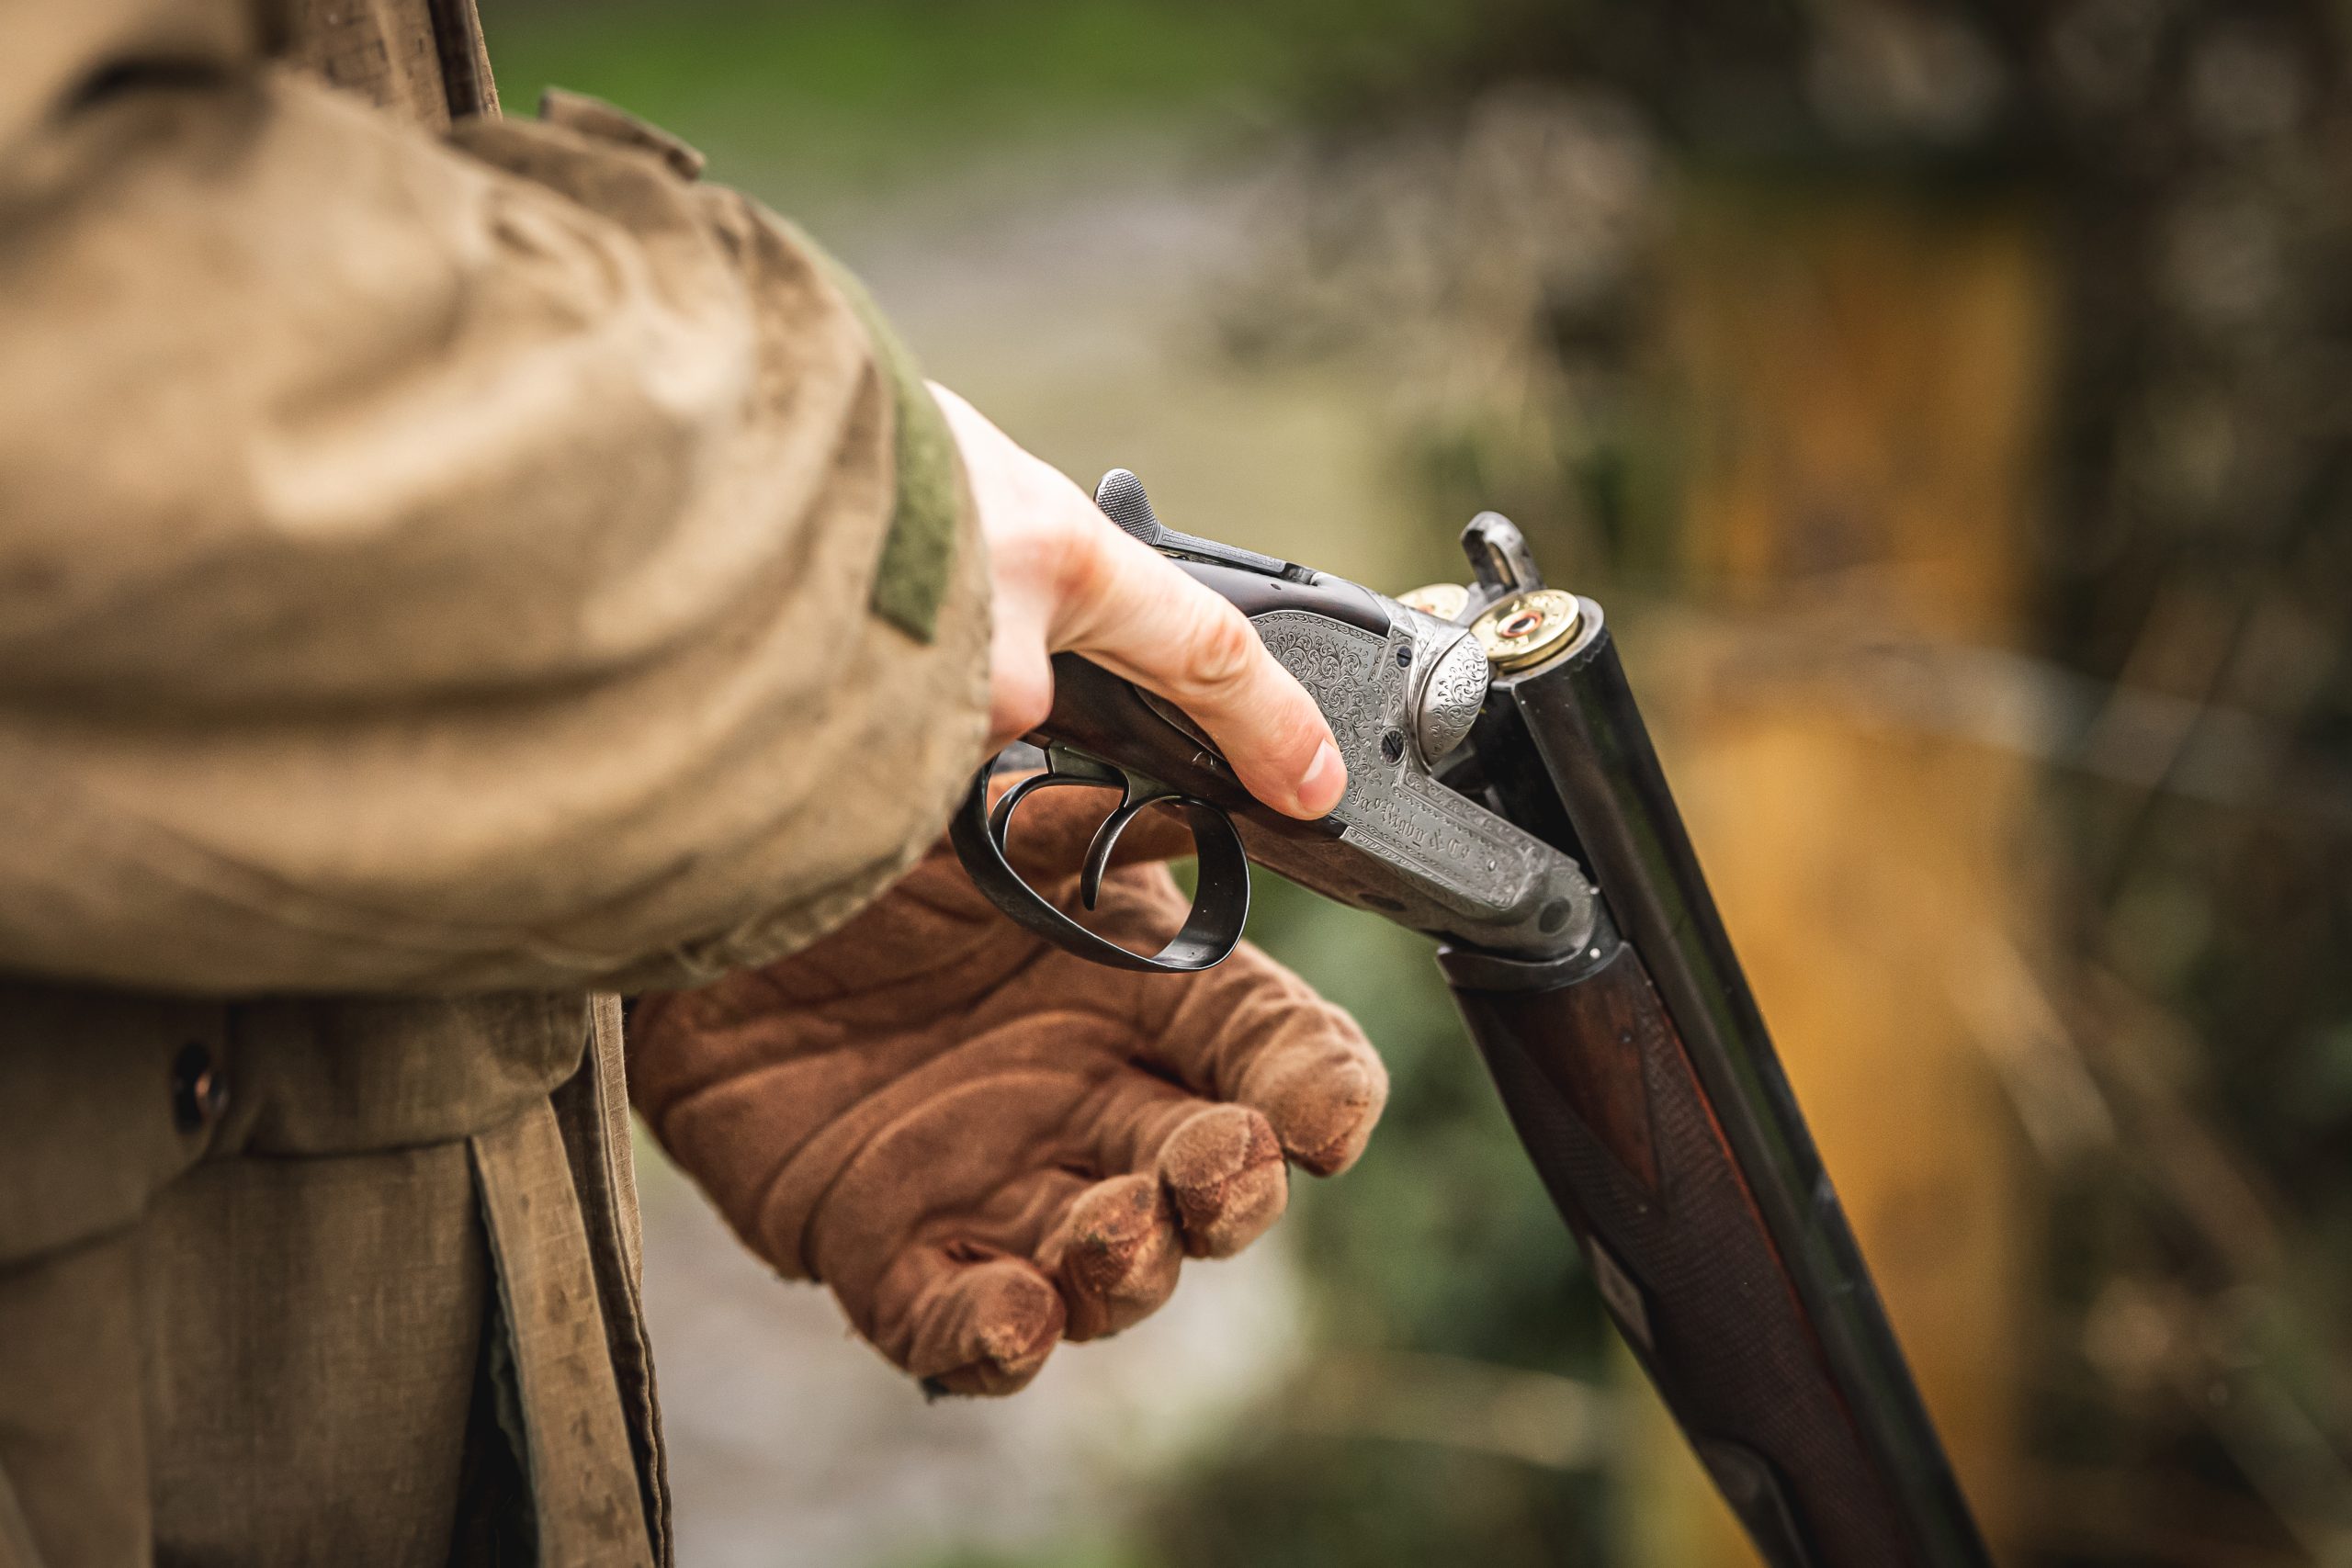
[{"left": 1247, "top": 606, "right": 1595, "bottom": 956}]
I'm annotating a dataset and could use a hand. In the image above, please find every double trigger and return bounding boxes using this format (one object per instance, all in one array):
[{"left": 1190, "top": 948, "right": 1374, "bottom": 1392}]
[{"left": 948, "top": 745, "right": 1252, "bottom": 975}]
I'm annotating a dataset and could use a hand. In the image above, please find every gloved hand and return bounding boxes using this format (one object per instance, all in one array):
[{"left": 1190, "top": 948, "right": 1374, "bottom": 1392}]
[{"left": 628, "top": 782, "right": 1386, "bottom": 1395}]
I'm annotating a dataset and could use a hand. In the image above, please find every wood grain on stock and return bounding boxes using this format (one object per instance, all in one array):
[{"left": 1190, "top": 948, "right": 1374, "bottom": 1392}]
[{"left": 1454, "top": 942, "right": 1919, "bottom": 1568}]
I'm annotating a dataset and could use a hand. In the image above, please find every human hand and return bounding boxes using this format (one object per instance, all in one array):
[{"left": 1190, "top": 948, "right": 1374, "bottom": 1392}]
[
  {"left": 930, "top": 383, "right": 1346, "bottom": 819},
  {"left": 628, "top": 780, "right": 1386, "bottom": 1394}
]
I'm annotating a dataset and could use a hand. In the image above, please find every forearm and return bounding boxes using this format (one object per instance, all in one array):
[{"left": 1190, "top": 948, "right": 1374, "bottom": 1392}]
[{"left": 0, "top": 43, "right": 986, "bottom": 993}]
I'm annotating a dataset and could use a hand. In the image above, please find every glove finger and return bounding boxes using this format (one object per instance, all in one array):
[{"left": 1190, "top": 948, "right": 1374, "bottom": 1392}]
[
  {"left": 1036, "top": 1172, "right": 1184, "bottom": 1342},
  {"left": 874, "top": 1073, "right": 1283, "bottom": 1373},
  {"left": 1076, "top": 1066, "right": 1289, "bottom": 1260},
  {"left": 1157, "top": 1101, "right": 1288, "bottom": 1259},
  {"left": 805, "top": 1053, "right": 1107, "bottom": 1314},
  {"left": 1109, "top": 934, "right": 1386, "bottom": 1177},
  {"left": 865, "top": 1146, "right": 1133, "bottom": 1393},
  {"left": 869, "top": 1242, "right": 1066, "bottom": 1397},
  {"left": 882, "top": 1111, "right": 1195, "bottom": 1346}
]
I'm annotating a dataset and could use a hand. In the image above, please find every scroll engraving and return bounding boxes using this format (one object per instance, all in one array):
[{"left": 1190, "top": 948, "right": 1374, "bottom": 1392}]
[{"left": 1251, "top": 609, "right": 1526, "bottom": 913}]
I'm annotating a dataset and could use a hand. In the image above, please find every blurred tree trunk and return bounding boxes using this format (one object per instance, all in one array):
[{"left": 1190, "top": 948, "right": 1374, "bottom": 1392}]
[{"left": 1617, "top": 186, "right": 2052, "bottom": 1567}]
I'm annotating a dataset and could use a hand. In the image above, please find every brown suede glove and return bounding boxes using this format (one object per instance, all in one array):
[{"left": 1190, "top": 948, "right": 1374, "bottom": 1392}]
[{"left": 628, "top": 783, "right": 1386, "bottom": 1395}]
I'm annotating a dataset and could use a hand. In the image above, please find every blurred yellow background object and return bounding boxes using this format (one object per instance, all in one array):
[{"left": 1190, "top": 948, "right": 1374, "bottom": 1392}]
[{"left": 1624, "top": 187, "right": 2050, "bottom": 1568}]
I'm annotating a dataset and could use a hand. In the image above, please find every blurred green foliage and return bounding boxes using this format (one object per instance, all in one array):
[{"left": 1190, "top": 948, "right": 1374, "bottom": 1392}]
[
  {"left": 1146, "top": 1437, "right": 1597, "bottom": 1568},
  {"left": 483, "top": 0, "right": 1289, "bottom": 202}
]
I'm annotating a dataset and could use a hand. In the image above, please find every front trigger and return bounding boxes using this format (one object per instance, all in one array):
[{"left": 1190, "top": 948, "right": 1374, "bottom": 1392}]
[{"left": 1077, "top": 770, "right": 1184, "bottom": 911}]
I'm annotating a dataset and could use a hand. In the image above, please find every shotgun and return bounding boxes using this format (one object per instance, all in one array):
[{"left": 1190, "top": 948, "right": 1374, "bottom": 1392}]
[{"left": 950, "top": 470, "right": 1992, "bottom": 1568}]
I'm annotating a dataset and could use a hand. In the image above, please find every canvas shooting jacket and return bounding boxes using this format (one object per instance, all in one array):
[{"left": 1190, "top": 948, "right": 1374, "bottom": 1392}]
[{"left": 0, "top": 1, "right": 989, "bottom": 1562}]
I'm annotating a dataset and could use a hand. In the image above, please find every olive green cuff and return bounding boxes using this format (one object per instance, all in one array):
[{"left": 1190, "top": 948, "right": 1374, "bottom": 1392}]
[{"left": 797, "top": 234, "right": 961, "bottom": 644}]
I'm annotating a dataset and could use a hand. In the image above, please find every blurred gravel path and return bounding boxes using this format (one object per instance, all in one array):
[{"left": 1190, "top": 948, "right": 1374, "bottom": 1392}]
[{"left": 640, "top": 1150, "right": 1305, "bottom": 1568}]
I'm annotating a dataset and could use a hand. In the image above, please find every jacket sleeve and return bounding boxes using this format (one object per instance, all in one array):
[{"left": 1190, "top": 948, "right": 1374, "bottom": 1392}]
[{"left": 0, "top": 7, "right": 989, "bottom": 995}]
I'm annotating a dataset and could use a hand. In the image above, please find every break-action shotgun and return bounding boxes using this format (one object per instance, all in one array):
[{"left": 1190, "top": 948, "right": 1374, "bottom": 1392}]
[{"left": 950, "top": 470, "right": 1991, "bottom": 1568}]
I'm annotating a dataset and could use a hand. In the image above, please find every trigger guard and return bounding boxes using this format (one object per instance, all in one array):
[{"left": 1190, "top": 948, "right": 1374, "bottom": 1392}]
[{"left": 946, "top": 760, "right": 1250, "bottom": 975}]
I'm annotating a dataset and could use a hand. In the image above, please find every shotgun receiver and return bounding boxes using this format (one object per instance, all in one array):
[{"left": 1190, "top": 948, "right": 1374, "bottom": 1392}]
[{"left": 950, "top": 471, "right": 1991, "bottom": 1568}]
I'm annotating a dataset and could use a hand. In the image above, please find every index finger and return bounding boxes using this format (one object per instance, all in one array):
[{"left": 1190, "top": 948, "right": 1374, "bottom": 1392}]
[{"left": 1051, "top": 517, "right": 1346, "bottom": 820}]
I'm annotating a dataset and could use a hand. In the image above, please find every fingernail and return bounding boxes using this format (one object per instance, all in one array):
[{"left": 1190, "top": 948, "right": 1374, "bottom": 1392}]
[{"left": 1297, "top": 741, "right": 1346, "bottom": 816}]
